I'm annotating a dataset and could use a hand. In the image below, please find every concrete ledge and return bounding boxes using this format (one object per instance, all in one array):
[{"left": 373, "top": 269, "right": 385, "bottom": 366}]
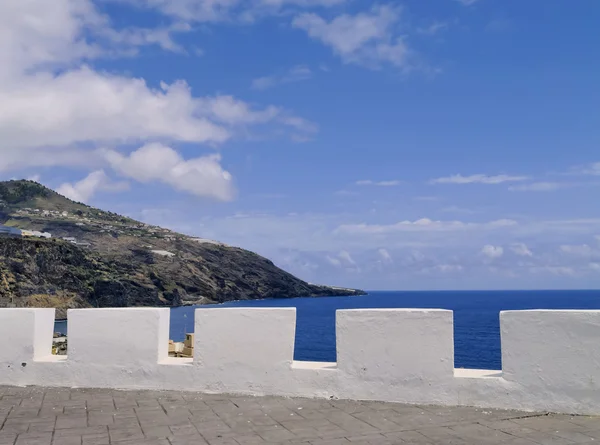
[
  {"left": 454, "top": 368, "right": 502, "bottom": 379},
  {"left": 292, "top": 361, "right": 337, "bottom": 370}
]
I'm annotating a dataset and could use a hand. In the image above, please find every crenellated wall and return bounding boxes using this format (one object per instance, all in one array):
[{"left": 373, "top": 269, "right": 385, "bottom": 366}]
[{"left": 1, "top": 308, "right": 599, "bottom": 415}]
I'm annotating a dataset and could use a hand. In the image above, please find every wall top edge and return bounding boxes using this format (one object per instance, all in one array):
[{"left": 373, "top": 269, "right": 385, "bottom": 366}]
[
  {"left": 337, "top": 308, "right": 451, "bottom": 313},
  {"left": 500, "top": 309, "right": 600, "bottom": 314},
  {"left": 66, "top": 308, "right": 170, "bottom": 313}
]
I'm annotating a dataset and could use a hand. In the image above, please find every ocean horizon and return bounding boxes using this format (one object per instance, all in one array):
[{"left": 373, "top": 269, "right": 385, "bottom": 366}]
[{"left": 54, "top": 289, "right": 600, "bottom": 370}]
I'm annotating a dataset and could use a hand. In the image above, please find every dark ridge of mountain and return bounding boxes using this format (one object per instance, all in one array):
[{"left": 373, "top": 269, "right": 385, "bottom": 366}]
[{"left": 0, "top": 180, "right": 365, "bottom": 317}]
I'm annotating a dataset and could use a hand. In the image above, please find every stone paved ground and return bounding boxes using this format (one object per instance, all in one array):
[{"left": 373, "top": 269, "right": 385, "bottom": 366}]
[{"left": 1, "top": 386, "right": 599, "bottom": 445}]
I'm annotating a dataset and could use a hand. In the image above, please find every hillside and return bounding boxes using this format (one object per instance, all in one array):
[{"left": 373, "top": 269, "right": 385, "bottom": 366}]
[{"left": 0, "top": 180, "right": 364, "bottom": 317}]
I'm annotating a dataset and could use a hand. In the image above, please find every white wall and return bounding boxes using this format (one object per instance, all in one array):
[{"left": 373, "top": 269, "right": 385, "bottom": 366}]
[{"left": 0, "top": 308, "right": 599, "bottom": 415}]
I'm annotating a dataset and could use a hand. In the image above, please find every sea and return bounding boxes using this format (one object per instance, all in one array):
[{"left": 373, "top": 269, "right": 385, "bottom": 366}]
[{"left": 54, "top": 290, "right": 600, "bottom": 370}]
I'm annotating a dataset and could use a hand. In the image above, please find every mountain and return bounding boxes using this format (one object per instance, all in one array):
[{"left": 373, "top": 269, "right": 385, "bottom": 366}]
[{"left": 0, "top": 180, "right": 364, "bottom": 317}]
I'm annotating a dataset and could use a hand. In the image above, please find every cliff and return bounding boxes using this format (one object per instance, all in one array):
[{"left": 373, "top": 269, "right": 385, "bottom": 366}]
[{"left": 0, "top": 180, "right": 364, "bottom": 316}]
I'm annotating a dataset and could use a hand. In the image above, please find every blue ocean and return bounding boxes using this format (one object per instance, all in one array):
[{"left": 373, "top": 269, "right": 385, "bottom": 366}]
[{"left": 55, "top": 290, "right": 600, "bottom": 370}]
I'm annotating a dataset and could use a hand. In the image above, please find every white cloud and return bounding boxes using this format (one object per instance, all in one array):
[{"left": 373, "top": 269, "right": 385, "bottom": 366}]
[
  {"left": 57, "top": 170, "right": 128, "bottom": 203},
  {"left": 510, "top": 242, "right": 533, "bottom": 257},
  {"left": 150, "top": 211, "right": 600, "bottom": 260},
  {"left": 334, "top": 190, "right": 359, "bottom": 197},
  {"left": 417, "top": 21, "right": 449, "bottom": 36},
  {"left": 130, "top": 208, "right": 600, "bottom": 288},
  {"left": 0, "top": 0, "right": 195, "bottom": 73},
  {"left": 1, "top": 69, "right": 230, "bottom": 151},
  {"left": 356, "top": 180, "right": 401, "bottom": 187},
  {"left": 116, "top": 0, "right": 346, "bottom": 23},
  {"left": 195, "top": 95, "right": 317, "bottom": 138},
  {"left": 99, "top": 22, "right": 193, "bottom": 54},
  {"left": 559, "top": 244, "right": 593, "bottom": 256},
  {"left": 378, "top": 248, "right": 393, "bottom": 263},
  {"left": 432, "top": 264, "right": 463, "bottom": 273},
  {"left": 569, "top": 161, "right": 600, "bottom": 176},
  {"left": 326, "top": 255, "right": 342, "bottom": 267},
  {"left": 292, "top": 5, "right": 411, "bottom": 69},
  {"left": 586, "top": 162, "right": 600, "bottom": 175},
  {"left": 104, "top": 143, "right": 235, "bottom": 201},
  {"left": 533, "top": 266, "right": 577, "bottom": 277},
  {"left": 0, "top": 0, "right": 313, "bottom": 197},
  {"left": 337, "top": 218, "right": 517, "bottom": 235},
  {"left": 252, "top": 65, "right": 313, "bottom": 90},
  {"left": 590, "top": 263, "right": 600, "bottom": 272},
  {"left": 509, "top": 182, "right": 575, "bottom": 192},
  {"left": 198, "top": 95, "right": 279, "bottom": 125},
  {"left": 441, "top": 206, "right": 478, "bottom": 214},
  {"left": 456, "top": 0, "right": 479, "bottom": 5},
  {"left": 338, "top": 250, "right": 356, "bottom": 266},
  {"left": 415, "top": 262, "right": 464, "bottom": 275},
  {"left": 279, "top": 115, "right": 319, "bottom": 134},
  {"left": 431, "top": 174, "right": 529, "bottom": 185},
  {"left": 0, "top": 0, "right": 101, "bottom": 76},
  {"left": 120, "top": 0, "right": 240, "bottom": 22},
  {"left": 0, "top": 147, "right": 105, "bottom": 173},
  {"left": 327, "top": 250, "right": 357, "bottom": 268},
  {"left": 260, "top": 0, "right": 346, "bottom": 7},
  {"left": 481, "top": 245, "right": 503, "bottom": 259}
]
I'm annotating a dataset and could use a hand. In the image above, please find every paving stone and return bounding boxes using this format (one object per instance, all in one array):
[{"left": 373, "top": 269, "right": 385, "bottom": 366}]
[
  {"left": 55, "top": 415, "right": 87, "bottom": 430},
  {"left": 168, "top": 434, "right": 209, "bottom": 444},
  {"left": 2, "top": 386, "right": 600, "bottom": 445},
  {"left": 53, "top": 437, "right": 82, "bottom": 445},
  {"left": 169, "top": 423, "right": 199, "bottom": 436},
  {"left": 258, "top": 427, "right": 299, "bottom": 442},
  {"left": 206, "top": 437, "right": 239, "bottom": 445},
  {"left": 230, "top": 433, "right": 268, "bottom": 444},
  {"left": 307, "top": 439, "right": 350, "bottom": 445},
  {"left": 88, "top": 413, "right": 114, "bottom": 427},
  {"left": 81, "top": 433, "right": 110, "bottom": 445},
  {"left": 107, "top": 426, "right": 144, "bottom": 442},
  {"left": 1, "top": 422, "right": 29, "bottom": 434},
  {"left": 27, "top": 420, "right": 56, "bottom": 433},
  {"left": 0, "top": 432, "right": 17, "bottom": 445},
  {"left": 15, "top": 431, "right": 53, "bottom": 445},
  {"left": 110, "top": 441, "right": 169, "bottom": 445},
  {"left": 384, "top": 430, "right": 434, "bottom": 443},
  {"left": 141, "top": 425, "right": 172, "bottom": 438}
]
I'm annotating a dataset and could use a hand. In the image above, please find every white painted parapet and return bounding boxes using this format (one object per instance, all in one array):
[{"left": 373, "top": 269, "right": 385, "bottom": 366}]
[
  {"left": 1, "top": 307, "right": 600, "bottom": 415},
  {"left": 337, "top": 309, "right": 454, "bottom": 382},
  {"left": 0, "top": 308, "right": 56, "bottom": 387},
  {"left": 0, "top": 308, "right": 54, "bottom": 365},
  {"left": 501, "top": 310, "right": 600, "bottom": 414},
  {"left": 194, "top": 308, "right": 296, "bottom": 393},
  {"left": 336, "top": 309, "right": 455, "bottom": 405},
  {"left": 68, "top": 308, "right": 170, "bottom": 367}
]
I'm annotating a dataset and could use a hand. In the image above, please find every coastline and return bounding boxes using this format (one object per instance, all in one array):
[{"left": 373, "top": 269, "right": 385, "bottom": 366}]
[
  {"left": 51, "top": 289, "right": 369, "bottom": 321},
  {"left": 180, "top": 290, "right": 370, "bottom": 308}
]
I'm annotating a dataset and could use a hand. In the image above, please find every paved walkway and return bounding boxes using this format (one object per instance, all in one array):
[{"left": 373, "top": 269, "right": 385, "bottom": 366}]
[{"left": 1, "top": 386, "right": 599, "bottom": 445}]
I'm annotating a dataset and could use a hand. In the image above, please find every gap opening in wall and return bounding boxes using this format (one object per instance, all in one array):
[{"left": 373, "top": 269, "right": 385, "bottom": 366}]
[
  {"left": 53, "top": 317, "right": 68, "bottom": 356},
  {"left": 168, "top": 307, "right": 195, "bottom": 358}
]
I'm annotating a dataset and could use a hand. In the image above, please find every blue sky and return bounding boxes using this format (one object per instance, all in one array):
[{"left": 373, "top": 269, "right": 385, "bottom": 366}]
[{"left": 1, "top": 0, "right": 599, "bottom": 290}]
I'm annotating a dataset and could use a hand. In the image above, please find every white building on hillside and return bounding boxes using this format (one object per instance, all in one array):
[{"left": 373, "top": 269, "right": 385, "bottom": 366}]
[{"left": 22, "top": 230, "right": 52, "bottom": 239}]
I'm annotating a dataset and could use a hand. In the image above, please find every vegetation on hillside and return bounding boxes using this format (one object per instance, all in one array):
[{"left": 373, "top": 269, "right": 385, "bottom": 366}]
[{"left": 0, "top": 180, "right": 364, "bottom": 316}]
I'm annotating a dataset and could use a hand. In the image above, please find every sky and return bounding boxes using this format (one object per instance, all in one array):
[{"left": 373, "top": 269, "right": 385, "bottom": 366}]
[{"left": 1, "top": 0, "right": 599, "bottom": 290}]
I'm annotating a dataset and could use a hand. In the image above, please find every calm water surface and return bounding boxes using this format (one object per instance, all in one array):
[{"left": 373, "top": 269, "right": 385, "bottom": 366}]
[{"left": 55, "top": 290, "right": 600, "bottom": 370}]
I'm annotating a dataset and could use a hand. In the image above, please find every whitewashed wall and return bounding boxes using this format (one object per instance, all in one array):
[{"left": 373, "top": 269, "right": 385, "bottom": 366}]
[{"left": 1, "top": 307, "right": 599, "bottom": 415}]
